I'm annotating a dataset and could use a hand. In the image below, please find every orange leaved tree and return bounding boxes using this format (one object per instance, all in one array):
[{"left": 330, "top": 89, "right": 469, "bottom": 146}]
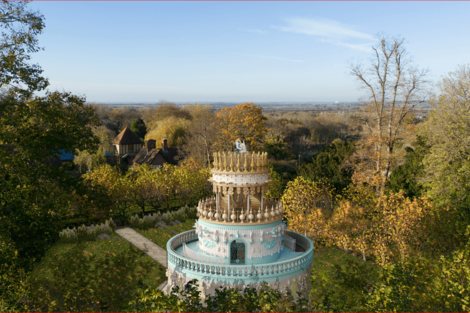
[{"left": 215, "top": 102, "right": 267, "bottom": 151}]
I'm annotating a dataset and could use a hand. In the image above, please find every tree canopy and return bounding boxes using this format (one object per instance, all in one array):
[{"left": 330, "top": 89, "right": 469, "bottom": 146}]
[{"left": 215, "top": 102, "right": 267, "bottom": 151}]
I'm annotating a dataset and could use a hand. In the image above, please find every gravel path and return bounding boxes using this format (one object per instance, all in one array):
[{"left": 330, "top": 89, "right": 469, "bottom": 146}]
[{"left": 115, "top": 227, "right": 168, "bottom": 291}]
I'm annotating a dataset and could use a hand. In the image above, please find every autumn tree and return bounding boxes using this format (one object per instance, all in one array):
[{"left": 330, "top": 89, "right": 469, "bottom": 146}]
[
  {"left": 419, "top": 64, "right": 470, "bottom": 210},
  {"left": 126, "top": 164, "right": 156, "bottom": 216},
  {"left": 145, "top": 116, "right": 189, "bottom": 148},
  {"left": 172, "top": 158, "right": 212, "bottom": 206},
  {"left": 106, "top": 106, "right": 141, "bottom": 135},
  {"left": 281, "top": 176, "right": 334, "bottom": 243},
  {"left": 328, "top": 188, "right": 435, "bottom": 266},
  {"left": 181, "top": 104, "right": 219, "bottom": 167},
  {"left": 215, "top": 102, "right": 267, "bottom": 151},
  {"left": 145, "top": 102, "right": 192, "bottom": 131},
  {"left": 348, "top": 36, "right": 430, "bottom": 195},
  {"left": 83, "top": 164, "right": 133, "bottom": 223}
]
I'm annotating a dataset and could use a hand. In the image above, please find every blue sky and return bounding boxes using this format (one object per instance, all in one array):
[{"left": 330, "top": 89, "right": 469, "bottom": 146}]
[{"left": 28, "top": 1, "right": 470, "bottom": 103}]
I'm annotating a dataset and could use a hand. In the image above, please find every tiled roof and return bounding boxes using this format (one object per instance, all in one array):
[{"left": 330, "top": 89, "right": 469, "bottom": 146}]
[
  {"left": 133, "top": 146, "right": 179, "bottom": 166},
  {"left": 113, "top": 126, "right": 143, "bottom": 145}
]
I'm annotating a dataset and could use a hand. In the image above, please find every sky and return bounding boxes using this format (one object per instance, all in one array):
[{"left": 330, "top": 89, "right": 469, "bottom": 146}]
[{"left": 28, "top": 1, "right": 470, "bottom": 103}]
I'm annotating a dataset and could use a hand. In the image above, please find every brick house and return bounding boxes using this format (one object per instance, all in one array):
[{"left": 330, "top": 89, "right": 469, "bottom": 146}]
[{"left": 133, "top": 138, "right": 179, "bottom": 169}]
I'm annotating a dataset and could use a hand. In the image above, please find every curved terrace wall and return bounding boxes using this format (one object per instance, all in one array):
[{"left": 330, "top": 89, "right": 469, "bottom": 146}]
[{"left": 165, "top": 229, "right": 314, "bottom": 294}]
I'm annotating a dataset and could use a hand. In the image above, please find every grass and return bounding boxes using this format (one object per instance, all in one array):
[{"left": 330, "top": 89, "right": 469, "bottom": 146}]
[
  {"left": 134, "top": 218, "right": 196, "bottom": 250},
  {"left": 30, "top": 233, "right": 167, "bottom": 290}
]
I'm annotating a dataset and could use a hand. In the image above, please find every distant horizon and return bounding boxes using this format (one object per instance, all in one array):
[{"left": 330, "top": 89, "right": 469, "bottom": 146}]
[
  {"left": 91, "top": 101, "right": 359, "bottom": 105},
  {"left": 29, "top": 2, "right": 469, "bottom": 102}
]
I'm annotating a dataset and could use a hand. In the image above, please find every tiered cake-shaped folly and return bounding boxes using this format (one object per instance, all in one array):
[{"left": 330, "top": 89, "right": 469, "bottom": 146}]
[{"left": 165, "top": 151, "right": 314, "bottom": 296}]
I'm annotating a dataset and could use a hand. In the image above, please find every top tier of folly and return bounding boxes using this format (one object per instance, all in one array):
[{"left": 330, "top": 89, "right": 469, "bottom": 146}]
[{"left": 197, "top": 151, "right": 283, "bottom": 226}]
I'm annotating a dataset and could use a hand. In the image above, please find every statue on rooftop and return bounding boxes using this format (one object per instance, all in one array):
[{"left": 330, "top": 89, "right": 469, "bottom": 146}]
[{"left": 235, "top": 138, "right": 247, "bottom": 153}]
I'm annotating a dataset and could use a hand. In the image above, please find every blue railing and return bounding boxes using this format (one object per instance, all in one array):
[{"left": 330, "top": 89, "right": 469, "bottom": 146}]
[{"left": 167, "top": 230, "right": 314, "bottom": 282}]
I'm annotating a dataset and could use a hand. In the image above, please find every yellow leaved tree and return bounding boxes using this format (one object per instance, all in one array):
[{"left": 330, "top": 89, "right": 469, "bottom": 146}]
[{"left": 281, "top": 177, "right": 333, "bottom": 244}]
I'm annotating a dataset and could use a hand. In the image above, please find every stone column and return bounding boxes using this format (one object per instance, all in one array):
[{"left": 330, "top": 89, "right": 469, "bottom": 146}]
[
  {"left": 228, "top": 194, "right": 231, "bottom": 222},
  {"left": 261, "top": 194, "right": 264, "bottom": 216},
  {"left": 247, "top": 189, "right": 250, "bottom": 216}
]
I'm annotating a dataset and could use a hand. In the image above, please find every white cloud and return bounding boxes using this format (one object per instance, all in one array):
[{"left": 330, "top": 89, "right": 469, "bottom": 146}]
[
  {"left": 272, "top": 17, "right": 374, "bottom": 51},
  {"left": 240, "top": 28, "right": 268, "bottom": 35},
  {"left": 244, "top": 54, "right": 303, "bottom": 63},
  {"left": 320, "top": 39, "right": 372, "bottom": 52},
  {"left": 273, "top": 17, "right": 373, "bottom": 40}
]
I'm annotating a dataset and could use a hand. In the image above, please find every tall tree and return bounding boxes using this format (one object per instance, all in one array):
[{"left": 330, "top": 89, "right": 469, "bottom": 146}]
[
  {"left": 145, "top": 116, "right": 189, "bottom": 148},
  {"left": 215, "top": 102, "right": 267, "bottom": 151},
  {"left": 181, "top": 104, "right": 219, "bottom": 167},
  {"left": 0, "top": 1, "right": 48, "bottom": 97},
  {"left": 281, "top": 176, "right": 334, "bottom": 242},
  {"left": 419, "top": 64, "right": 470, "bottom": 211},
  {"left": 130, "top": 118, "right": 147, "bottom": 140},
  {"left": 348, "top": 36, "right": 430, "bottom": 195}
]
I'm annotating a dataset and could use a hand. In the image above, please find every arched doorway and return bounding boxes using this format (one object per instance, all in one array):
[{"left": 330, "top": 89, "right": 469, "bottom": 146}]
[{"left": 230, "top": 240, "right": 246, "bottom": 264}]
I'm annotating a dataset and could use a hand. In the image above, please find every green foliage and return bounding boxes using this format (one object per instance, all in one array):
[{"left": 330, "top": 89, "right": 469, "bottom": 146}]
[
  {"left": 24, "top": 240, "right": 157, "bottom": 312},
  {"left": 386, "top": 137, "right": 428, "bottom": 198},
  {"left": 309, "top": 247, "right": 379, "bottom": 311},
  {"left": 262, "top": 135, "right": 295, "bottom": 160},
  {"left": 0, "top": 1, "right": 49, "bottom": 97},
  {"left": 297, "top": 138, "right": 355, "bottom": 195},
  {"left": 265, "top": 160, "right": 298, "bottom": 200},
  {"left": 129, "top": 280, "right": 311, "bottom": 312},
  {"left": 419, "top": 64, "right": 470, "bottom": 211},
  {"left": 366, "top": 227, "right": 470, "bottom": 312},
  {"left": 130, "top": 118, "right": 147, "bottom": 140}
]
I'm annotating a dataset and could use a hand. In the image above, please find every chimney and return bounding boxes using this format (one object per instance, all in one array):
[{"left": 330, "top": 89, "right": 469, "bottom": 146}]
[
  {"left": 162, "top": 138, "right": 168, "bottom": 152},
  {"left": 146, "top": 139, "right": 156, "bottom": 151}
]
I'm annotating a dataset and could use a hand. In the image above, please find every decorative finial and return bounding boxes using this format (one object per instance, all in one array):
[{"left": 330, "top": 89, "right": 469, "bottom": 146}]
[
  {"left": 239, "top": 209, "right": 245, "bottom": 223},
  {"left": 256, "top": 209, "right": 262, "bottom": 221}
]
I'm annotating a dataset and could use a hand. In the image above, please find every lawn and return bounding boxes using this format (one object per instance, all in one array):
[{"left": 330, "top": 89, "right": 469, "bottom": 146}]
[
  {"left": 27, "top": 233, "right": 167, "bottom": 311},
  {"left": 134, "top": 218, "right": 196, "bottom": 250}
]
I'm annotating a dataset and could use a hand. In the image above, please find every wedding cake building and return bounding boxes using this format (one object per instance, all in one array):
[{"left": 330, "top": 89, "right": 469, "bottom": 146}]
[{"left": 165, "top": 147, "right": 314, "bottom": 296}]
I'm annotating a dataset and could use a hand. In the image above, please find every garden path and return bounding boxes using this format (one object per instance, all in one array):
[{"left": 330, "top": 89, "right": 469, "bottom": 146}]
[{"left": 115, "top": 227, "right": 168, "bottom": 291}]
